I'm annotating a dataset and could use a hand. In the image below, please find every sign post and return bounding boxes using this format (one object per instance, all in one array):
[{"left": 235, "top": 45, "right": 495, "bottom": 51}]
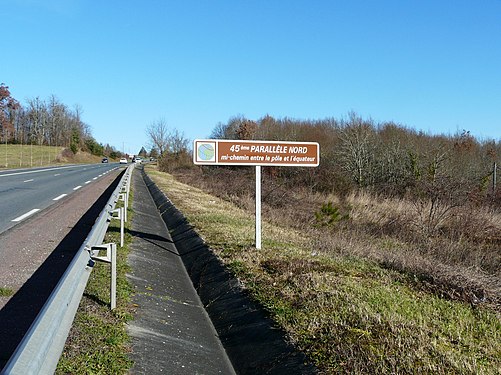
[
  {"left": 255, "top": 165, "right": 261, "bottom": 249},
  {"left": 194, "top": 139, "right": 320, "bottom": 249}
]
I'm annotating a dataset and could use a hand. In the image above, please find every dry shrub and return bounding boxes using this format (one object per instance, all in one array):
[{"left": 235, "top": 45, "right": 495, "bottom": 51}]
[
  {"left": 441, "top": 204, "right": 501, "bottom": 242},
  {"left": 56, "top": 148, "right": 75, "bottom": 162},
  {"left": 310, "top": 193, "right": 500, "bottom": 307},
  {"left": 345, "top": 192, "right": 416, "bottom": 238},
  {"left": 158, "top": 151, "right": 192, "bottom": 173},
  {"left": 173, "top": 167, "right": 501, "bottom": 309}
]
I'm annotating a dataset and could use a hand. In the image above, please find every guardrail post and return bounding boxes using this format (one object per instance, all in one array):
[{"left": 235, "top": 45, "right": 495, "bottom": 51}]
[
  {"left": 127, "top": 177, "right": 131, "bottom": 195},
  {"left": 90, "top": 243, "right": 117, "bottom": 310},
  {"left": 110, "top": 207, "right": 124, "bottom": 247},
  {"left": 126, "top": 165, "right": 133, "bottom": 195},
  {"left": 119, "top": 192, "right": 128, "bottom": 222}
]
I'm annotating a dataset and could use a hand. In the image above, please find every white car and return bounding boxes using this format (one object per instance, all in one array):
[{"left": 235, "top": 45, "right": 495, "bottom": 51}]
[
  {"left": 119, "top": 158, "right": 128, "bottom": 164},
  {"left": 134, "top": 157, "right": 142, "bottom": 164}
]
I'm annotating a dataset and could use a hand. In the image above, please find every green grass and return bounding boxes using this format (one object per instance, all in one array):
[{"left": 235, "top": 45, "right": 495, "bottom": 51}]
[
  {"left": 146, "top": 166, "right": 501, "bottom": 375},
  {"left": 0, "top": 144, "right": 107, "bottom": 169},
  {"left": 56, "top": 186, "right": 134, "bottom": 374},
  {"left": 0, "top": 144, "right": 64, "bottom": 168},
  {"left": 0, "top": 287, "right": 14, "bottom": 297}
]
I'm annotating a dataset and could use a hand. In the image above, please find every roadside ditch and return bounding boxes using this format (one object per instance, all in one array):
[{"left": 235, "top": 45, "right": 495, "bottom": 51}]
[{"left": 141, "top": 168, "right": 317, "bottom": 374}]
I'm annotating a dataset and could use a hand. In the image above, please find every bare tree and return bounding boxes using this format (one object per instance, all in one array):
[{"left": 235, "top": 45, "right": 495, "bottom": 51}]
[
  {"left": 147, "top": 120, "right": 192, "bottom": 173},
  {"left": 209, "top": 115, "right": 250, "bottom": 140},
  {"left": 338, "top": 114, "right": 377, "bottom": 187},
  {"left": 168, "top": 128, "right": 189, "bottom": 154},
  {"left": 147, "top": 118, "right": 170, "bottom": 155}
]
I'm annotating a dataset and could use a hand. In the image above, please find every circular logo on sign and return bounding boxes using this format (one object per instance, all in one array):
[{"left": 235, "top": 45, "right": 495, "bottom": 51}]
[{"left": 197, "top": 143, "right": 215, "bottom": 161}]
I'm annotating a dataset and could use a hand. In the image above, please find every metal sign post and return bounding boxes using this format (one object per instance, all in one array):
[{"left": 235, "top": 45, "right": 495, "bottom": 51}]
[
  {"left": 255, "top": 165, "right": 262, "bottom": 249},
  {"left": 194, "top": 139, "right": 320, "bottom": 249}
]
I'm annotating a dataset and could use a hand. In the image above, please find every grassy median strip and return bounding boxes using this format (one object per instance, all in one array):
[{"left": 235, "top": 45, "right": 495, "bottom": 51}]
[
  {"left": 56, "top": 187, "right": 134, "bottom": 374},
  {"left": 146, "top": 166, "right": 501, "bottom": 374}
]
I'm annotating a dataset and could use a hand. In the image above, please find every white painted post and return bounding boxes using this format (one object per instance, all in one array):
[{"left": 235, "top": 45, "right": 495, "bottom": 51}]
[
  {"left": 119, "top": 192, "right": 128, "bottom": 222},
  {"left": 90, "top": 243, "right": 117, "bottom": 310},
  {"left": 110, "top": 243, "right": 117, "bottom": 309},
  {"left": 120, "top": 207, "right": 124, "bottom": 247},
  {"left": 255, "top": 165, "right": 262, "bottom": 249},
  {"left": 127, "top": 165, "right": 133, "bottom": 195},
  {"left": 110, "top": 208, "right": 124, "bottom": 247},
  {"left": 124, "top": 193, "right": 128, "bottom": 223}
]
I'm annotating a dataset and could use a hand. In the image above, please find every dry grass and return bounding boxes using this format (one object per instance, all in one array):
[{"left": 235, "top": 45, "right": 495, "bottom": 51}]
[
  {"left": 147, "top": 165, "right": 501, "bottom": 374},
  {"left": 343, "top": 192, "right": 501, "bottom": 305},
  {"left": 0, "top": 144, "right": 105, "bottom": 169},
  {"left": 177, "top": 168, "right": 501, "bottom": 310}
]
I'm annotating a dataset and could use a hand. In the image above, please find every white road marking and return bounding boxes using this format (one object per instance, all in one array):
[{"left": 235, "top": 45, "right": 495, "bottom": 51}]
[
  {"left": 92, "top": 177, "right": 98, "bottom": 180},
  {"left": 85, "top": 180, "right": 91, "bottom": 184},
  {"left": 53, "top": 194, "right": 67, "bottom": 201},
  {"left": 12, "top": 209, "right": 40, "bottom": 222},
  {"left": 54, "top": 173, "right": 61, "bottom": 176},
  {"left": 23, "top": 179, "right": 34, "bottom": 183},
  {"left": 73, "top": 185, "right": 82, "bottom": 190},
  {"left": 0, "top": 165, "right": 83, "bottom": 178}
]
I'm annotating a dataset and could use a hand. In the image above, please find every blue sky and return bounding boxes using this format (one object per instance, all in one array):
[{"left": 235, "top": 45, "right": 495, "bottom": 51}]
[{"left": 1, "top": 0, "right": 500, "bottom": 154}]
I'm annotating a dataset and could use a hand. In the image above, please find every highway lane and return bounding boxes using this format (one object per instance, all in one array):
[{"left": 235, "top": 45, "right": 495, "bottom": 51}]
[{"left": 0, "top": 163, "right": 122, "bottom": 234}]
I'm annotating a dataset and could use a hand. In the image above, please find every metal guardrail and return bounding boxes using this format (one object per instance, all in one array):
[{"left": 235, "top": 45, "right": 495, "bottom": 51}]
[{"left": 1, "top": 164, "right": 134, "bottom": 375}]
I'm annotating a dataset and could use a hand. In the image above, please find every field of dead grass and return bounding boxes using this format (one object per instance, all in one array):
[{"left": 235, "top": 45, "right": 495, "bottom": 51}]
[
  {"left": 147, "top": 166, "right": 500, "bottom": 374},
  {"left": 0, "top": 144, "right": 105, "bottom": 169},
  {"left": 177, "top": 167, "right": 500, "bottom": 309}
]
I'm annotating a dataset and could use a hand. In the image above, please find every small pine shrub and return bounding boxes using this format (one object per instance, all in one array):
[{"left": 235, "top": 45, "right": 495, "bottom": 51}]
[{"left": 315, "top": 202, "right": 349, "bottom": 227}]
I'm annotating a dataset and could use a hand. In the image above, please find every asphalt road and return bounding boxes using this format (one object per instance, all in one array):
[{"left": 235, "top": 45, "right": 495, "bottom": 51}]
[
  {"left": 0, "top": 163, "right": 121, "bottom": 234},
  {"left": 0, "top": 168, "right": 122, "bottom": 369}
]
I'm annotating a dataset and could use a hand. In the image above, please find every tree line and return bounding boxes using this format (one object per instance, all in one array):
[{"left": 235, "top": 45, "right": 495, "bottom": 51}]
[
  {"left": 162, "top": 112, "right": 500, "bottom": 207},
  {"left": 0, "top": 83, "right": 119, "bottom": 157}
]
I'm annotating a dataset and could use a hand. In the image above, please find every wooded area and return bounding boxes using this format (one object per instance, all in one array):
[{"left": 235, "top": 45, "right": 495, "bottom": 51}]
[
  {"left": 0, "top": 84, "right": 118, "bottom": 158},
  {"left": 162, "top": 112, "right": 500, "bottom": 207}
]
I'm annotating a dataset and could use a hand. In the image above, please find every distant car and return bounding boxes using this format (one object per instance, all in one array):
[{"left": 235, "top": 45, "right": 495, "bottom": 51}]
[
  {"left": 134, "top": 157, "right": 142, "bottom": 164},
  {"left": 101, "top": 157, "right": 108, "bottom": 163},
  {"left": 119, "top": 158, "right": 128, "bottom": 164}
]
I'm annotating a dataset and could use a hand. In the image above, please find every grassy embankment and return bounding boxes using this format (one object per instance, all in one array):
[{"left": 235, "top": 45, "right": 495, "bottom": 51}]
[
  {"left": 56, "top": 185, "right": 134, "bottom": 374},
  {"left": 51, "top": 163, "right": 500, "bottom": 374},
  {"left": 0, "top": 144, "right": 106, "bottom": 169},
  {"left": 146, "top": 166, "right": 500, "bottom": 374}
]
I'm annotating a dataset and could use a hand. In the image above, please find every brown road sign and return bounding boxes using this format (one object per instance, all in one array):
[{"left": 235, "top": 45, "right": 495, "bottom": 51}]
[{"left": 193, "top": 139, "right": 320, "bottom": 167}]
